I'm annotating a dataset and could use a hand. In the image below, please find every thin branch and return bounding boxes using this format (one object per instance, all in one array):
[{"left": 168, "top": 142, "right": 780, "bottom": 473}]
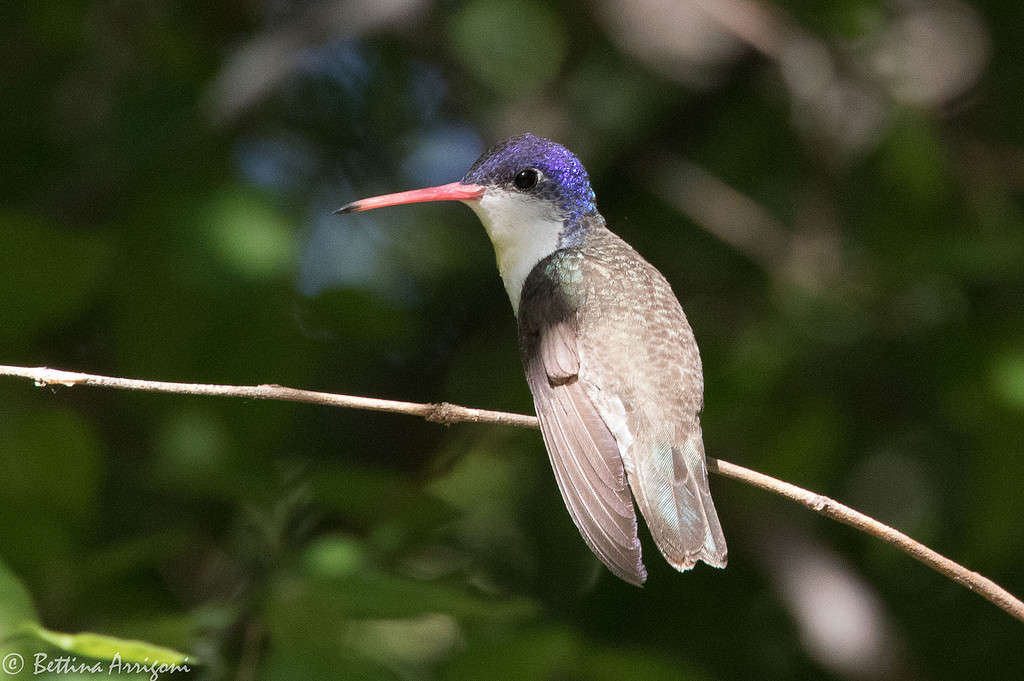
[
  {"left": 2, "top": 364, "right": 1021, "bottom": 624},
  {"left": 0, "top": 365, "right": 536, "bottom": 429},
  {"left": 705, "top": 458, "right": 1024, "bottom": 623}
]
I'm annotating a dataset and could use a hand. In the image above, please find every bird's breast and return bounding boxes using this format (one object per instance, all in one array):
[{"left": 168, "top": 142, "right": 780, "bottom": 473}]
[{"left": 466, "top": 190, "right": 565, "bottom": 314}]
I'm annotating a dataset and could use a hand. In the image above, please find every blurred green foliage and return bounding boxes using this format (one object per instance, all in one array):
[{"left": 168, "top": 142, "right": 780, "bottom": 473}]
[{"left": 2, "top": 1, "right": 1023, "bottom": 680}]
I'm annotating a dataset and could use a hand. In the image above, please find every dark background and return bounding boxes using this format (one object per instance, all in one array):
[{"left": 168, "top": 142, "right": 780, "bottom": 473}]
[{"left": 2, "top": 0, "right": 1022, "bottom": 679}]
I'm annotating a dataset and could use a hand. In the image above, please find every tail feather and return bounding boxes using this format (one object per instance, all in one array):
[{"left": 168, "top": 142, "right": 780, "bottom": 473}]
[{"left": 625, "top": 429, "right": 727, "bottom": 571}]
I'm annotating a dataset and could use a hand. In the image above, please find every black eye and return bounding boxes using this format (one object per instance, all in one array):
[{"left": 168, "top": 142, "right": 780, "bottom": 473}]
[{"left": 513, "top": 168, "right": 540, "bottom": 191}]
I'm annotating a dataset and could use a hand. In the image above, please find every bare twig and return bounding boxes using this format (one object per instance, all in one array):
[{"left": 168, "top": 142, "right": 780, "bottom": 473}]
[
  {"left": 0, "top": 365, "right": 536, "bottom": 429},
  {"left": 706, "top": 458, "right": 1024, "bottom": 623},
  {"left": 2, "top": 364, "right": 1021, "bottom": 623}
]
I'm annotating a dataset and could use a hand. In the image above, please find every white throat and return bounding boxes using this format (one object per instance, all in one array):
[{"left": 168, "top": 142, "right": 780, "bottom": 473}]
[{"left": 465, "top": 189, "right": 564, "bottom": 314}]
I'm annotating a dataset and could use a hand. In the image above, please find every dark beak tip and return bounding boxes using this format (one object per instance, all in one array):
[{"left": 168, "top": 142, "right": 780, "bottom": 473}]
[{"left": 334, "top": 204, "right": 357, "bottom": 215}]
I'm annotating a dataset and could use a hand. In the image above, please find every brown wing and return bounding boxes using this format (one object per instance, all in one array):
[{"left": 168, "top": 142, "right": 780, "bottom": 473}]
[
  {"left": 521, "top": 311, "right": 646, "bottom": 585},
  {"left": 572, "top": 226, "right": 727, "bottom": 571}
]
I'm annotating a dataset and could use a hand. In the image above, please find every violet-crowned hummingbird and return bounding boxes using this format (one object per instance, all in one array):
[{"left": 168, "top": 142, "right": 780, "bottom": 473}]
[{"left": 337, "top": 133, "right": 726, "bottom": 585}]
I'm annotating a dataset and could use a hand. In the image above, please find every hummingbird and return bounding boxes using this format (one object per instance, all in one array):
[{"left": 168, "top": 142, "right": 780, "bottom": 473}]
[{"left": 337, "top": 133, "right": 726, "bottom": 585}]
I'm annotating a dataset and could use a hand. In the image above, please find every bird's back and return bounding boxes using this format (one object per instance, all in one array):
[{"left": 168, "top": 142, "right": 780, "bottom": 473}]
[{"left": 519, "top": 219, "right": 727, "bottom": 577}]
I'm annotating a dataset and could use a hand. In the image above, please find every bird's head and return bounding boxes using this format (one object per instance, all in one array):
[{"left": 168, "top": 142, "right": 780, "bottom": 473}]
[
  {"left": 459, "top": 133, "right": 597, "bottom": 223},
  {"left": 337, "top": 133, "right": 600, "bottom": 311}
]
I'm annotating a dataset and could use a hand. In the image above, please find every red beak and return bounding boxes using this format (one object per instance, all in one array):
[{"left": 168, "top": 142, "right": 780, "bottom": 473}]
[{"left": 335, "top": 181, "right": 486, "bottom": 214}]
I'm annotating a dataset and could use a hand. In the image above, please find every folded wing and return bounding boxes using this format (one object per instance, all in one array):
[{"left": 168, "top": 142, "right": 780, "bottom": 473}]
[{"left": 522, "top": 318, "right": 647, "bottom": 585}]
